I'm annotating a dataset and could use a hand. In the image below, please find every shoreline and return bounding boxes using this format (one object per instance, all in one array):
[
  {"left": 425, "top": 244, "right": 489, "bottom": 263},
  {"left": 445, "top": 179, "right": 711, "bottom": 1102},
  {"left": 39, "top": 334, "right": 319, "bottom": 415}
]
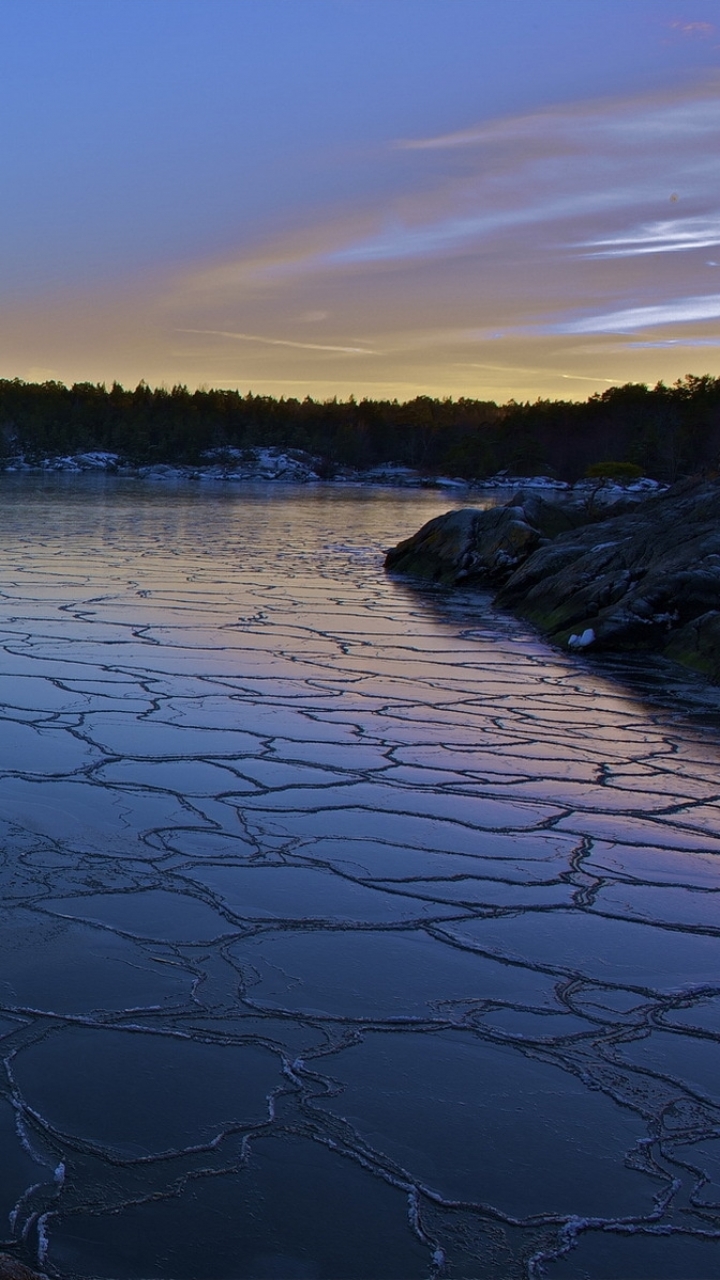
[{"left": 0, "top": 447, "right": 666, "bottom": 500}]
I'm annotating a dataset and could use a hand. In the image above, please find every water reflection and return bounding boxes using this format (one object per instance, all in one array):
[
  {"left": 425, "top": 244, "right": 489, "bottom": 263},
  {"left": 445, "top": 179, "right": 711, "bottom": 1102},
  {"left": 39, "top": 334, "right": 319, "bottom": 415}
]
[{"left": 0, "top": 477, "right": 718, "bottom": 1279}]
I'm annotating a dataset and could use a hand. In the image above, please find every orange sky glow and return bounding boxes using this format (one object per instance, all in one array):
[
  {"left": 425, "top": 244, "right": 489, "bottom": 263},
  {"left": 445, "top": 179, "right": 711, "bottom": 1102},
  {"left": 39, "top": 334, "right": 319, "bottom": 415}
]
[{"left": 1, "top": 1, "right": 719, "bottom": 402}]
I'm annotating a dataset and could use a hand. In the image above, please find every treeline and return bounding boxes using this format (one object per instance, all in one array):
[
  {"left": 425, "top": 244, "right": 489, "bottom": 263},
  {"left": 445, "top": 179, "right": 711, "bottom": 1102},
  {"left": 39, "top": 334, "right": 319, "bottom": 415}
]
[{"left": 0, "top": 373, "right": 718, "bottom": 481}]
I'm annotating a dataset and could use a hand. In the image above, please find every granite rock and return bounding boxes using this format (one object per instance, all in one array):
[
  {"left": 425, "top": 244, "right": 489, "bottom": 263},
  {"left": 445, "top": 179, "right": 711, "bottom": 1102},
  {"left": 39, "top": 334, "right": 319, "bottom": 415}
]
[
  {"left": 386, "top": 478, "right": 720, "bottom": 681},
  {"left": 384, "top": 492, "right": 584, "bottom": 584}
]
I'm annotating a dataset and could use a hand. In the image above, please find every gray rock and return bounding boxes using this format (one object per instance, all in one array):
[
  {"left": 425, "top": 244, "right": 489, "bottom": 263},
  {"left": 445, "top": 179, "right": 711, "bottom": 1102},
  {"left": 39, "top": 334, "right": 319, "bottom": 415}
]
[
  {"left": 386, "top": 478, "right": 720, "bottom": 683},
  {"left": 497, "top": 479, "right": 720, "bottom": 654},
  {"left": 384, "top": 492, "right": 584, "bottom": 584},
  {"left": 665, "top": 610, "right": 720, "bottom": 683}
]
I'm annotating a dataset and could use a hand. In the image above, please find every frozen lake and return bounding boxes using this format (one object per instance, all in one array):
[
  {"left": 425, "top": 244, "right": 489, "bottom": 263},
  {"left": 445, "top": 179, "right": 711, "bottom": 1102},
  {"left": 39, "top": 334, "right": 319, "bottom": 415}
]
[{"left": 0, "top": 476, "right": 719, "bottom": 1280}]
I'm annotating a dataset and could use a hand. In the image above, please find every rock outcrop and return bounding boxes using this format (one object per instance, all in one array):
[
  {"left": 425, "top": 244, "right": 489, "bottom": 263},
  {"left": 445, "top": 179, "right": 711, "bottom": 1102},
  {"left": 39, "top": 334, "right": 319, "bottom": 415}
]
[
  {"left": 385, "top": 479, "right": 720, "bottom": 683},
  {"left": 384, "top": 492, "right": 587, "bottom": 584},
  {"left": 0, "top": 1254, "right": 47, "bottom": 1280}
]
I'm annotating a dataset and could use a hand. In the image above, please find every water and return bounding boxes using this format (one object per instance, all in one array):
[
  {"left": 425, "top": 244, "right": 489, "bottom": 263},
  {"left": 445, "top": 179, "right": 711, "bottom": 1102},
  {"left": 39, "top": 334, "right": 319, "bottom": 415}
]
[{"left": 0, "top": 476, "right": 719, "bottom": 1280}]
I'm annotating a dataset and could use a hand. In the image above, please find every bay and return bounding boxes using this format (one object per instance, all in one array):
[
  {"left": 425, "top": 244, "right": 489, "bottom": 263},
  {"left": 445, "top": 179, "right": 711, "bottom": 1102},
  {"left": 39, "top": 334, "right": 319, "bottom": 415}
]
[{"left": 0, "top": 476, "right": 719, "bottom": 1279}]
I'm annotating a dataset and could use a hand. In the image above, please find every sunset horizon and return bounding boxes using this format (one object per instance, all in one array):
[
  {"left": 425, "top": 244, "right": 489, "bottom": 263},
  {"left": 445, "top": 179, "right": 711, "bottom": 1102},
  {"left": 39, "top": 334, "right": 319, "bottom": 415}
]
[{"left": 1, "top": 0, "right": 718, "bottom": 403}]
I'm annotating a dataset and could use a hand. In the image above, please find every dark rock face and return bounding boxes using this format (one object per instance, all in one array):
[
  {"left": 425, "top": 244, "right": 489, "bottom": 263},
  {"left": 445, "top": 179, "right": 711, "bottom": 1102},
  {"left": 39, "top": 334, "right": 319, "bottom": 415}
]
[
  {"left": 664, "top": 611, "right": 720, "bottom": 683},
  {"left": 0, "top": 1254, "right": 47, "bottom": 1280},
  {"left": 385, "top": 479, "right": 720, "bottom": 682},
  {"left": 384, "top": 493, "right": 585, "bottom": 585}
]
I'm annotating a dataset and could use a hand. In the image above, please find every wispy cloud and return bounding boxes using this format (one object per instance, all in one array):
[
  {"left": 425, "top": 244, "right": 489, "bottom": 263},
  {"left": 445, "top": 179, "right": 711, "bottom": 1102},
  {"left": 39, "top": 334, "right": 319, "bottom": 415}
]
[
  {"left": 322, "top": 87, "right": 720, "bottom": 270},
  {"left": 668, "top": 19, "right": 716, "bottom": 37},
  {"left": 319, "top": 193, "right": 632, "bottom": 268},
  {"left": 455, "top": 361, "right": 618, "bottom": 383},
  {"left": 166, "top": 77, "right": 720, "bottom": 316},
  {"left": 6, "top": 78, "right": 719, "bottom": 401},
  {"left": 577, "top": 215, "right": 720, "bottom": 257},
  {"left": 548, "top": 294, "right": 720, "bottom": 335},
  {"left": 625, "top": 337, "right": 720, "bottom": 348},
  {"left": 396, "top": 81, "right": 720, "bottom": 151},
  {"left": 146, "top": 77, "right": 720, "bottom": 399},
  {"left": 178, "top": 328, "right": 375, "bottom": 355}
]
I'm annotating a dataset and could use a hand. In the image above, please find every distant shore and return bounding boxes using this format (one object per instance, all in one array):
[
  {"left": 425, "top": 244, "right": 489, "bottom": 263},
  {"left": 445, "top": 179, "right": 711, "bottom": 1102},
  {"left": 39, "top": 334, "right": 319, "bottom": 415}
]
[{"left": 0, "top": 446, "right": 667, "bottom": 500}]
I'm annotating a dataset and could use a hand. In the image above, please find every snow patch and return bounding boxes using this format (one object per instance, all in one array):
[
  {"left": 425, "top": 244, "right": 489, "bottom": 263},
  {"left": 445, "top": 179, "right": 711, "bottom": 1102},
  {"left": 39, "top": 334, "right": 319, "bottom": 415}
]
[{"left": 568, "top": 628, "right": 596, "bottom": 649}]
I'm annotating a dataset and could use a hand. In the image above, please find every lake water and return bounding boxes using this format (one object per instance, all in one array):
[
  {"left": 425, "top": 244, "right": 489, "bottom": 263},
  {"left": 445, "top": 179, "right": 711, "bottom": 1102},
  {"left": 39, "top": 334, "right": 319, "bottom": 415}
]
[{"left": 0, "top": 477, "right": 719, "bottom": 1280}]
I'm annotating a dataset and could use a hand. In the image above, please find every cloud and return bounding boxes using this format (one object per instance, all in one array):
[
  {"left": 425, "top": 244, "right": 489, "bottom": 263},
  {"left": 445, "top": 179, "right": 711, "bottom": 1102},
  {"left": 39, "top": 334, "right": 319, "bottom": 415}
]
[
  {"left": 161, "top": 76, "right": 720, "bottom": 337},
  {"left": 168, "top": 78, "right": 720, "bottom": 304},
  {"left": 548, "top": 294, "right": 720, "bottom": 335},
  {"left": 396, "top": 79, "right": 720, "bottom": 151},
  {"left": 178, "top": 328, "right": 375, "bottom": 355},
  {"left": 625, "top": 337, "right": 720, "bottom": 348},
  {"left": 577, "top": 215, "right": 720, "bottom": 257},
  {"left": 668, "top": 19, "right": 716, "bottom": 37},
  {"left": 558, "top": 372, "right": 620, "bottom": 382},
  {"left": 319, "top": 193, "right": 630, "bottom": 268},
  {"left": 396, "top": 123, "right": 498, "bottom": 151},
  {"left": 455, "top": 361, "right": 618, "bottom": 383},
  {"left": 319, "top": 84, "right": 720, "bottom": 271},
  {"left": 4, "top": 78, "right": 720, "bottom": 401}
]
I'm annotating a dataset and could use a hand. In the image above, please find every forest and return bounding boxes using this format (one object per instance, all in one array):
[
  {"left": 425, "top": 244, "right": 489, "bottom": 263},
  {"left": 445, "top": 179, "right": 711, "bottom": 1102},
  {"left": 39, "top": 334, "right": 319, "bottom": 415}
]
[{"left": 0, "top": 373, "right": 718, "bottom": 481}]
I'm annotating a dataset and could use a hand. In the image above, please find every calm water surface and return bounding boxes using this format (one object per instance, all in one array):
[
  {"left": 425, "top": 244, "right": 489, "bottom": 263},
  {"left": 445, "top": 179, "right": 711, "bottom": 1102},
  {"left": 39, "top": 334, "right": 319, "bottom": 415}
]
[{"left": 0, "top": 477, "right": 719, "bottom": 1280}]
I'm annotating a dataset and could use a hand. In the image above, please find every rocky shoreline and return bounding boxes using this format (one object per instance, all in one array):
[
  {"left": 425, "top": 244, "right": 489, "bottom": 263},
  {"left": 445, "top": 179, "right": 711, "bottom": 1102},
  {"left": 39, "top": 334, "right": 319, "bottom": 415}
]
[
  {"left": 385, "top": 478, "right": 720, "bottom": 684},
  {"left": 0, "top": 447, "right": 664, "bottom": 496}
]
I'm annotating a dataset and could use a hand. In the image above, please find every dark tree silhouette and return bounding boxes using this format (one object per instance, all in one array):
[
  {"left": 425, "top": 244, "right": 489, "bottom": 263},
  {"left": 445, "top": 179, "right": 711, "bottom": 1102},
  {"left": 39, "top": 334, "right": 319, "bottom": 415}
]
[{"left": 0, "top": 375, "right": 717, "bottom": 481}]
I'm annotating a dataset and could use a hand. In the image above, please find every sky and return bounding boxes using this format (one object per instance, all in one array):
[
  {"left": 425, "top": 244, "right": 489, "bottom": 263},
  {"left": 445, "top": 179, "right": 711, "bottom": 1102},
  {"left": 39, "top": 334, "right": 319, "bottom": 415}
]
[{"left": 0, "top": 0, "right": 719, "bottom": 403}]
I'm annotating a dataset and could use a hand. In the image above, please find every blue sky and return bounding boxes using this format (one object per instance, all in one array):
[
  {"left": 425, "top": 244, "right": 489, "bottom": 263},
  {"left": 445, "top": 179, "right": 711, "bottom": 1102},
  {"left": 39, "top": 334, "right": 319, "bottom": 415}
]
[{"left": 1, "top": 0, "right": 719, "bottom": 399}]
